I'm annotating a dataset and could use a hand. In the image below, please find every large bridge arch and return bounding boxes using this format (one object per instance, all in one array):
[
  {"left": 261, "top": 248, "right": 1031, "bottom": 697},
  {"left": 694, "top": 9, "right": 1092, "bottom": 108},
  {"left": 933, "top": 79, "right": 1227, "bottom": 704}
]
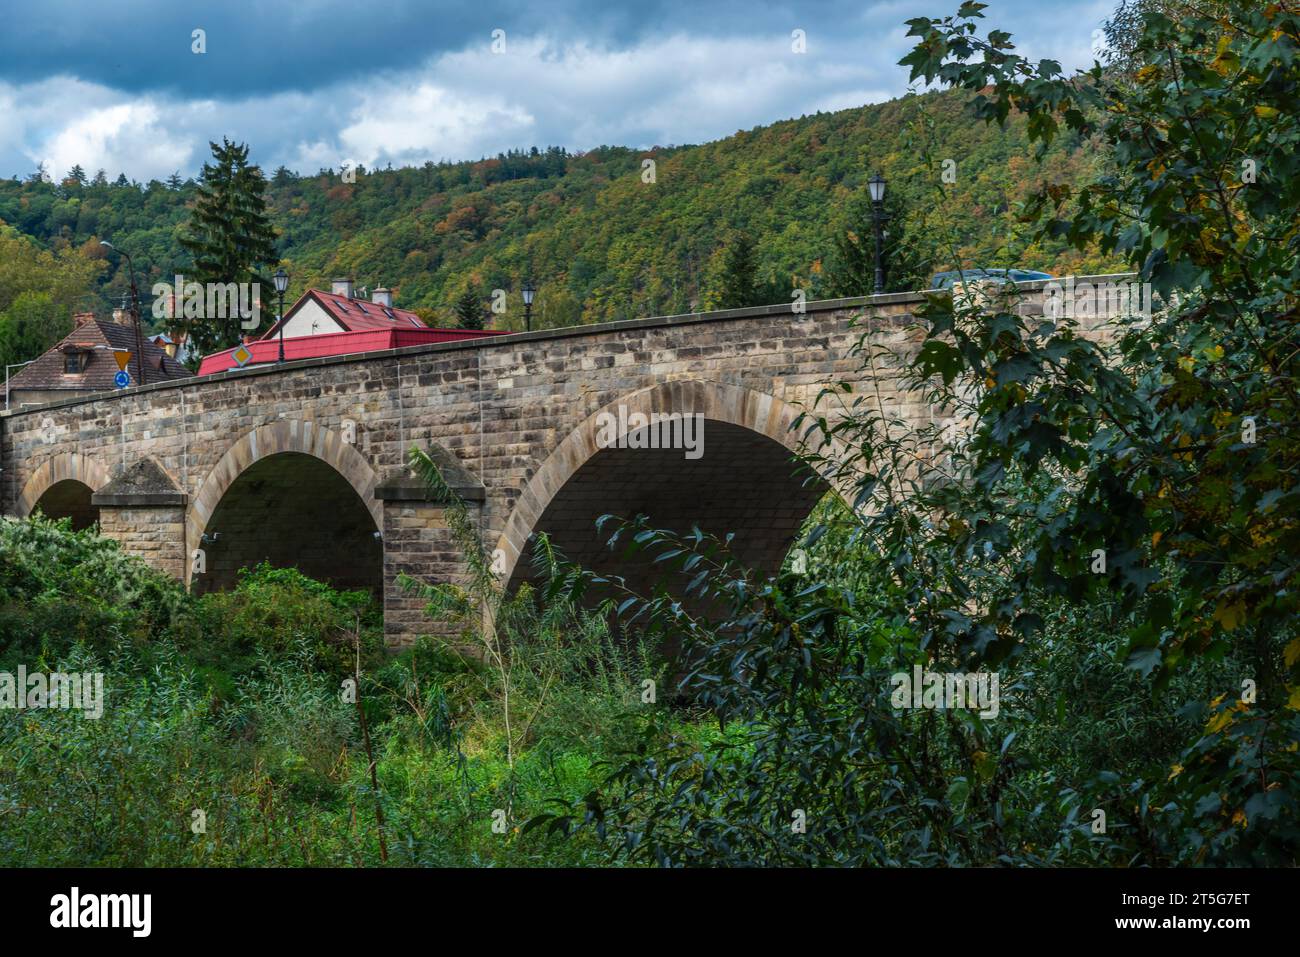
[
  {"left": 186, "top": 420, "right": 383, "bottom": 592},
  {"left": 16, "top": 452, "right": 113, "bottom": 530},
  {"left": 496, "top": 379, "right": 834, "bottom": 594}
]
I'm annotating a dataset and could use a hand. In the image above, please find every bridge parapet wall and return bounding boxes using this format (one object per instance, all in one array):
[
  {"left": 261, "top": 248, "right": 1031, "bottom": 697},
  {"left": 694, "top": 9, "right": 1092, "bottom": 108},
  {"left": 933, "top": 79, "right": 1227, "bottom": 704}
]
[{"left": 0, "top": 276, "right": 1134, "bottom": 646}]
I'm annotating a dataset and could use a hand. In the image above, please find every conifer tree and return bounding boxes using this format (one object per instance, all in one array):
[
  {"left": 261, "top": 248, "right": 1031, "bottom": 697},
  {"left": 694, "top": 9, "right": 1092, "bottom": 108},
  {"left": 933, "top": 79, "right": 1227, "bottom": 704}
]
[
  {"left": 452, "top": 287, "right": 487, "bottom": 330},
  {"left": 825, "top": 189, "right": 927, "bottom": 297},
  {"left": 178, "top": 138, "right": 279, "bottom": 351},
  {"left": 713, "top": 232, "right": 760, "bottom": 308}
]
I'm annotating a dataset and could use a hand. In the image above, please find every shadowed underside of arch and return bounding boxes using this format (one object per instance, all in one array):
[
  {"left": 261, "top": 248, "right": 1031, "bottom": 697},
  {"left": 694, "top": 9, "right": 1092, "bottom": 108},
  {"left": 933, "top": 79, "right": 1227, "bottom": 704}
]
[
  {"left": 16, "top": 452, "right": 112, "bottom": 525},
  {"left": 186, "top": 420, "right": 382, "bottom": 590},
  {"left": 498, "top": 380, "right": 830, "bottom": 596}
]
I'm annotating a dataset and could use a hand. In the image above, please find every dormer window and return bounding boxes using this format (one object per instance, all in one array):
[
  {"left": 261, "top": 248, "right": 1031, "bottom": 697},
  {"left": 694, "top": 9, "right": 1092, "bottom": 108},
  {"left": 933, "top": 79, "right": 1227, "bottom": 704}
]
[{"left": 63, "top": 351, "right": 90, "bottom": 374}]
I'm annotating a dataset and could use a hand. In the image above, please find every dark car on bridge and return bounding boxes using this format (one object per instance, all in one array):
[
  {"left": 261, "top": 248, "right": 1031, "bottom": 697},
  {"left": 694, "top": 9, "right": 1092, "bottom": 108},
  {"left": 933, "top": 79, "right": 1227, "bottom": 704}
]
[{"left": 929, "top": 268, "right": 1054, "bottom": 289}]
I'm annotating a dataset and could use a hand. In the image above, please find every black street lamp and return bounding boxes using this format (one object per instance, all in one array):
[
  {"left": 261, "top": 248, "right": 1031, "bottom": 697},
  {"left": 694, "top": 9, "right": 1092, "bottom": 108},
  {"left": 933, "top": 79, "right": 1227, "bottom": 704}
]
[
  {"left": 100, "top": 240, "right": 147, "bottom": 386},
  {"left": 273, "top": 268, "right": 289, "bottom": 363},
  {"left": 521, "top": 277, "right": 536, "bottom": 331},
  {"left": 868, "top": 173, "right": 887, "bottom": 295}
]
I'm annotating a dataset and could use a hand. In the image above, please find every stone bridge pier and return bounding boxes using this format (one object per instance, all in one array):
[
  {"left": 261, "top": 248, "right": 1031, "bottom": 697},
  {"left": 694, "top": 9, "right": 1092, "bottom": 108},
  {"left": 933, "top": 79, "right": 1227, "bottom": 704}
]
[{"left": 0, "top": 278, "right": 1123, "bottom": 648}]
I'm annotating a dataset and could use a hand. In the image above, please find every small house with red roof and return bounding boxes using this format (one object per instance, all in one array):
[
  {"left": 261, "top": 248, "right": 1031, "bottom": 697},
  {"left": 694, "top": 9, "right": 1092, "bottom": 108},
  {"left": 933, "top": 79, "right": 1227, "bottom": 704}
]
[
  {"left": 269, "top": 279, "right": 429, "bottom": 338},
  {"left": 196, "top": 279, "right": 504, "bottom": 376}
]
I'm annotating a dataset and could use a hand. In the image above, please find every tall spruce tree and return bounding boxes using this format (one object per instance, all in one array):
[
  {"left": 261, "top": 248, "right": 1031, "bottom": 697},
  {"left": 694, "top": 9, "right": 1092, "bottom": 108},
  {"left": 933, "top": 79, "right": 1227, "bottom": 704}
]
[
  {"left": 178, "top": 138, "right": 279, "bottom": 352},
  {"left": 452, "top": 287, "right": 487, "bottom": 329},
  {"left": 714, "top": 232, "right": 761, "bottom": 308}
]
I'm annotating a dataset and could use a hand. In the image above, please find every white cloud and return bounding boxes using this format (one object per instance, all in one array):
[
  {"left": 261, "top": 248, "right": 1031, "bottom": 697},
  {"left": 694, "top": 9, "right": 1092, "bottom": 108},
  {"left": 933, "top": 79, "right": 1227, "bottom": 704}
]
[
  {"left": 336, "top": 82, "right": 535, "bottom": 168},
  {"left": 41, "top": 102, "right": 195, "bottom": 182}
]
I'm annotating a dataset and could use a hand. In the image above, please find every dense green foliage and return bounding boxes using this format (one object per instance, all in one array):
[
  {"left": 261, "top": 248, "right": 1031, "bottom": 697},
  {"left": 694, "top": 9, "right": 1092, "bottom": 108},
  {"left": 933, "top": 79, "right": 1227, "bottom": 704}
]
[
  {"left": 526, "top": 512, "right": 1253, "bottom": 864},
  {"left": 0, "top": 88, "right": 1114, "bottom": 348},
  {"left": 0, "top": 225, "right": 103, "bottom": 372},
  {"left": 0, "top": 516, "right": 645, "bottom": 866}
]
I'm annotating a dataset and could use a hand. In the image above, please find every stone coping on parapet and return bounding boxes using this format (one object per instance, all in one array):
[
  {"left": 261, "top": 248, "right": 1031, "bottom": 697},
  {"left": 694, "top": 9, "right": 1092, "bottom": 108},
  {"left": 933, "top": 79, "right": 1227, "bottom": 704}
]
[{"left": 0, "top": 273, "right": 1136, "bottom": 420}]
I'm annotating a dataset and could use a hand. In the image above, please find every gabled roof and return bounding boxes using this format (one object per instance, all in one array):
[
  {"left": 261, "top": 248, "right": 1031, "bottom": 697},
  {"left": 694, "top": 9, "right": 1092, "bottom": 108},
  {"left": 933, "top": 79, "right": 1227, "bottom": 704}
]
[
  {"left": 7, "top": 317, "right": 190, "bottom": 393},
  {"left": 262, "top": 288, "right": 427, "bottom": 339}
]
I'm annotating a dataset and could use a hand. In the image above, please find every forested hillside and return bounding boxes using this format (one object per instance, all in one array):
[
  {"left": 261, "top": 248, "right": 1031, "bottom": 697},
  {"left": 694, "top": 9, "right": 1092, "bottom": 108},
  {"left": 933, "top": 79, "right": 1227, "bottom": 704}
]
[{"left": 0, "top": 87, "right": 1116, "bottom": 342}]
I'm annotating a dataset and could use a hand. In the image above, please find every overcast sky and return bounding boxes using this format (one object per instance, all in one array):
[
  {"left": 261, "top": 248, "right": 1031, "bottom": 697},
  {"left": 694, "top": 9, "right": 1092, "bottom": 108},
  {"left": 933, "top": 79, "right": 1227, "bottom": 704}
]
[{"left": 0, "top": 0, "right": 1116, "bottom": 182}]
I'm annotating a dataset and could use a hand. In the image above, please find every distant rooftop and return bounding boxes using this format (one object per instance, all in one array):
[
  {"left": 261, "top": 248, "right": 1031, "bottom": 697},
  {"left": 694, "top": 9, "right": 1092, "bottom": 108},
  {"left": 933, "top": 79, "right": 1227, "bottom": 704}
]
[{"left": 7, "top": 313, "right": 189, "bottom": 396}]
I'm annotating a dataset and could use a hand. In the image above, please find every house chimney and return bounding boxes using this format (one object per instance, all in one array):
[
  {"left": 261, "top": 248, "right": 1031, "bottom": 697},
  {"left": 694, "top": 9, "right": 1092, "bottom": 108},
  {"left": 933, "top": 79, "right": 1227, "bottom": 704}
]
[
  {"left": 72, "top": 312, "right": 96, "bottom": 328},
  {"left": 372, "top": 287, "right": 393, "bottom": 308},
  {"left": 331, "top": 277, "right": 355, "bottom": 299}
]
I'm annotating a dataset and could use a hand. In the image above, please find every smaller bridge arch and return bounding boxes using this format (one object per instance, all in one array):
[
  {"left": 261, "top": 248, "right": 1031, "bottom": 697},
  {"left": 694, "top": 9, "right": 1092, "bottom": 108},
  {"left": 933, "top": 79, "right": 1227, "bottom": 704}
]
[
  {"left": 16, "top": 452, "right": 113, "bottom": 530},
  {"left": 186, "top": 419, "right": 383, "bottom": 590}
]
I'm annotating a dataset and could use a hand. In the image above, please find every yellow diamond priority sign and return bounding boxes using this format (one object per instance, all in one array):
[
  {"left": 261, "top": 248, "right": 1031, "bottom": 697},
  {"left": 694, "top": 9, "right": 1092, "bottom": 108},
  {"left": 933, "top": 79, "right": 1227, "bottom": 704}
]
[{"left": 232, "top": 344, "right": 253, "bottom": 367}]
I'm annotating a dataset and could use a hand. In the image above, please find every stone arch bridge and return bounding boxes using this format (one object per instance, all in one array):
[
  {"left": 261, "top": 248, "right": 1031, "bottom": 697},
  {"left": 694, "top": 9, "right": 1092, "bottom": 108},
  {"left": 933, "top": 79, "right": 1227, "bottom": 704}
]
[{"left": 1, "top": 278, "right": 1108, "bottom": 646}]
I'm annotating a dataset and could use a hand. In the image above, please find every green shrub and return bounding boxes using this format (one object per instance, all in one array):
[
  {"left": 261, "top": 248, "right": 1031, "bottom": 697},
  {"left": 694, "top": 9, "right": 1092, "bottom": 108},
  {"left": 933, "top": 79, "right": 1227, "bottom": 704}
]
[
  {"left": 0, "top": 515, "right": 646, "bottom": 867},
  {"left": 192, "top": 562, "right": 383, "bottom": 685},
  {"left": 0, "top": 515, "right": 194, "bottom": 665}
]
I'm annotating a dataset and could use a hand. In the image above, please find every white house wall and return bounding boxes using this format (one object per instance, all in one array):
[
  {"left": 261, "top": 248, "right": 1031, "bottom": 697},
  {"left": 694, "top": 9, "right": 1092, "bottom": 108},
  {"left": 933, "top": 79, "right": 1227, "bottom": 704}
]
[{"left": 279, "top": 300, "right": 345, "bottom": 338}]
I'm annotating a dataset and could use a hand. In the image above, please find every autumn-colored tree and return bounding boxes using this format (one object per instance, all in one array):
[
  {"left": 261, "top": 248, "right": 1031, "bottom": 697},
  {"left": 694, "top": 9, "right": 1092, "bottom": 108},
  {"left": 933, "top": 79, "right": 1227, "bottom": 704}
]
[{"left": 0, "top": 226, "right": 101, "bottom": 367}]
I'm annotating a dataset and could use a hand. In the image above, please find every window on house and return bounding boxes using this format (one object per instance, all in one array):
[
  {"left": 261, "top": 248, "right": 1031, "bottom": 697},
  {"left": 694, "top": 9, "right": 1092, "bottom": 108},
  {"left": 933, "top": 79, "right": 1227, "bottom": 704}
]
[{"left": 63, "top": 352, "right": 88, "bottom": 374}]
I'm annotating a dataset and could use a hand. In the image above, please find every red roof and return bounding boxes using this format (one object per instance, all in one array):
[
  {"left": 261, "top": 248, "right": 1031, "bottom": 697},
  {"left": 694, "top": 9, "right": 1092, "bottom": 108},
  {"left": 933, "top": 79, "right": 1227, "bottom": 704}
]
[
  {"left": 8, "top": 316, "right": 190, "bottom": 394},
  {"left": 263, "top": 288, "right": 429, "bottom": 338},
  {"left": 197, "top": 326, "right": 505, "bottom": 376}
]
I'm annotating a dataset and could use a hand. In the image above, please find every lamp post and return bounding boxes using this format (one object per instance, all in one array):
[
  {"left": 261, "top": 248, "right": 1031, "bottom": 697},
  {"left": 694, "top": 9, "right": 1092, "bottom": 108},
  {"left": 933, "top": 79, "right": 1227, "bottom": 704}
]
[
  {"left": 273, "top": 268, "right": 289, "bottom": 363},
  {"left": 868, "top": 173, "right": 887, "bottom": 295},
  {"left": 521, "top": 278, "right": 536, "bottom": 332},
  {"left": 5, "top": 359, "right": 35, "bottom": 411},
  {"left": 100, "top": 240, "right": 148, "bottom": 385}
]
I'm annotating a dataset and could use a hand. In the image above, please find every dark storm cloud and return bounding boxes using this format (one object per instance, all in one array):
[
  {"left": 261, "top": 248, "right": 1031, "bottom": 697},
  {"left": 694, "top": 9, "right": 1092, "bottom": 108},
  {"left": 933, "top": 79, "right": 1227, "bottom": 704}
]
[{"left": 0, "top": 0, "right": 866, "bottom": 97}]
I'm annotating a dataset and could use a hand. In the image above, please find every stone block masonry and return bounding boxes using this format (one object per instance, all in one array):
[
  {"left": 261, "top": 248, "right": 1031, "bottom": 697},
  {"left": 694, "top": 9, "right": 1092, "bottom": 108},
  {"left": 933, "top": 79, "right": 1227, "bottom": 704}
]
[{"left": 0, "top": 277, "right": 1132, "bottom": 647}]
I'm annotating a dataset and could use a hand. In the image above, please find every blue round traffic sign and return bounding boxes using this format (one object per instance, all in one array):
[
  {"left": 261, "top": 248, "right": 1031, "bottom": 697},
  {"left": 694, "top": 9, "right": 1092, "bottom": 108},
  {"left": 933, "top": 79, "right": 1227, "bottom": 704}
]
[{"left": 114, "top": 370, "right": 131, "bottom": 388}]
